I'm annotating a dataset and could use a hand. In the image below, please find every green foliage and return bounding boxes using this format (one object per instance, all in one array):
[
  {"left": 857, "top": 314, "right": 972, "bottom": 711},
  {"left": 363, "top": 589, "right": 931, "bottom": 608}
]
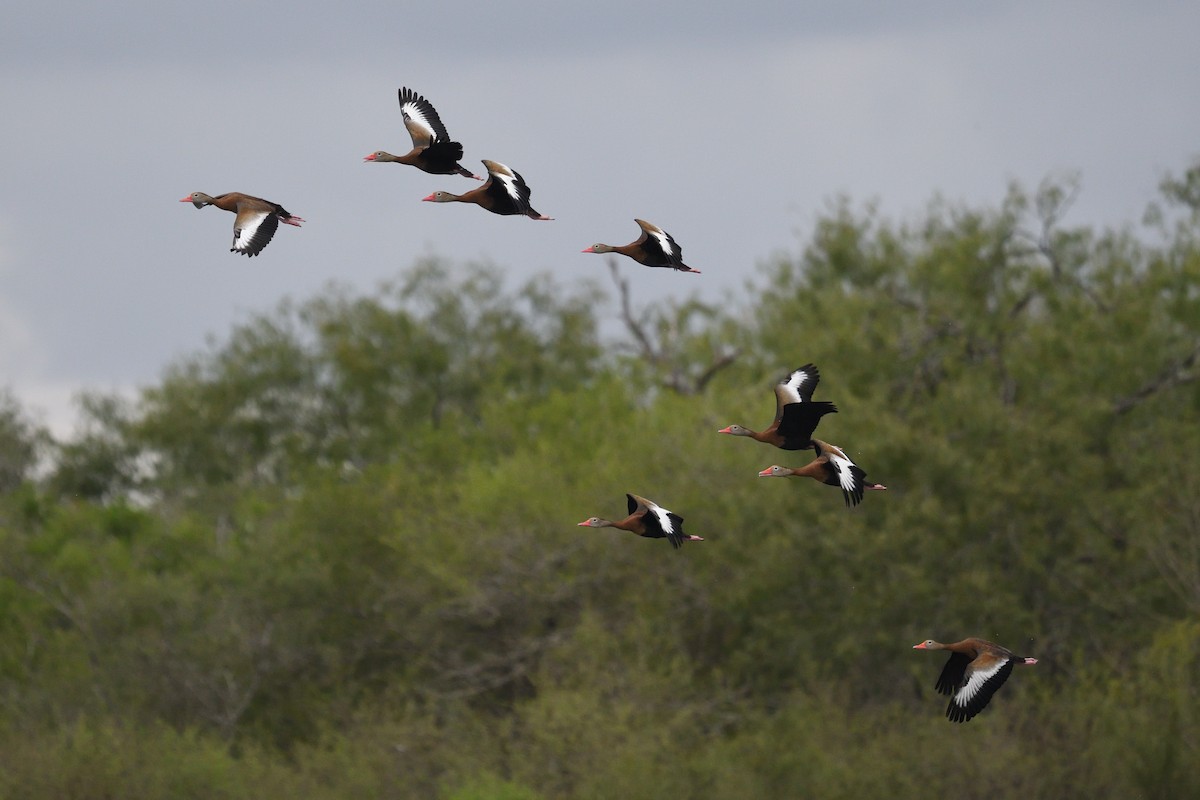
[
  {"left": 2, "top": 164, "right": 1200, "bottom": 796},
  {"left": 444, "top": 775, "right": 545, "bottom": 800},
  {"left": 0, "top": 388, "right": 47, "bottom": 494}
]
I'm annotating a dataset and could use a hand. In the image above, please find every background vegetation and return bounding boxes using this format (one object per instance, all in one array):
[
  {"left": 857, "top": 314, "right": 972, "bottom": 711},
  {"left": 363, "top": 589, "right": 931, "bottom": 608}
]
[{"left": 2, "top": 164, "right": 1199, "bottom": 798}]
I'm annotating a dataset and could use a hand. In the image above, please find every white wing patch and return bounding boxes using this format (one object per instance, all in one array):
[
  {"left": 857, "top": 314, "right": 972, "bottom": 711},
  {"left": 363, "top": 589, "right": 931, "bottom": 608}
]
[
  {"left": 648, "top": 503, "right": 676, "bottom": 538},
  {"left": 492, "top": 171, "right": 521, "bottom": 203},
  {"left": 954, "top": 657, "right": 1009, "bottom": 708},
  {"left": 232, "top": 210, "right": 272, "bottom": 253},
  {"left": 778, "top": 367, "right": 816, "bottom": 405},
  {"left": 401, "top": 103, "right": 439, "bottom": 144},
  {"left": 647, "top": 228, "right": 675, "bottom": 259},
  {"left": 827, "top": 451, "right": 859, "bottom": 494}
]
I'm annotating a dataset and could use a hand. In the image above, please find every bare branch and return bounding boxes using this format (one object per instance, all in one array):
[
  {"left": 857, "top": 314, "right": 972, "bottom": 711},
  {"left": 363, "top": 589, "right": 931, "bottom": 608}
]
[
  {"left": 1113, "top": 340, "right": 1200, "bottom": 415},
  {"left": 608, "top": 259, "right": 658, "bottom": 363},
  {"left": 605, "top": 258, "right": 740, "bottom": 394},
  {"left": 691, "top": 347, "right": 742, "bottom": 394},
  {"left": 1008, "top": 289, "right": 1036, "bottom": 320}
]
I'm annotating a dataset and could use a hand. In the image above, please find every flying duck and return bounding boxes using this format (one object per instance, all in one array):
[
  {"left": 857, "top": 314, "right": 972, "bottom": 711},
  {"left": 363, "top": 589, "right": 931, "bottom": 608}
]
[
  {"left": 718, "top": 363, "right": 836, "bottom": 450},
  {"left": 582, "top": 219, "right": 701, "bottom": 273},
  {"left": 758, "top": 439, "right": 886, "bottom": 507},
  {"left": 577, "top": 493, "right": 703, "bottom": 549},
  {"left": 913, "top": 638, "right": 1038, "bottom": 722},
  {"left": 180, "top": 192, "right": 303, "bottom": 257},
  {"left": 364, "top": 87, "right": 481, "bottom": 179},
  {"left": 423, "top": 159, "right": 552, "bottom": 220}
]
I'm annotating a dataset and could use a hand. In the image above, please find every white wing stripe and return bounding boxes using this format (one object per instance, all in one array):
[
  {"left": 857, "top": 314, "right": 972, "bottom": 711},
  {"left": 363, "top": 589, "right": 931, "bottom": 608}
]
[
  {"left": 649, "top": 229, "right": 673, "bottom": 257},
  {"left": 233, "top": 211, "right": 270, "bottom": 250},
  {"left": 954, "top": 658, "right": 1008, "bottom": 707},
  {"left": 828, "top": 453, "right": 857, "bottom": 493},
  {"left": 778, "top": 368, "right": 813, "bottom": 404},
  {"left": 495, "top": 172, "right": 520, "bottom": 202},
  {"left": 652, "top": 505, "right": 674, "bottom": 536},
  {"left": 401, "top": 104, "right": 438, "bottom": 142}
]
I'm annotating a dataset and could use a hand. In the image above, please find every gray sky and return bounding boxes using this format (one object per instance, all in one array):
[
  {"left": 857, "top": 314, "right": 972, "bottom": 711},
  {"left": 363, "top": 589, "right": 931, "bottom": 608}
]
[{"left": 3, "top": 1, "right": 1198, "bottom": 435}]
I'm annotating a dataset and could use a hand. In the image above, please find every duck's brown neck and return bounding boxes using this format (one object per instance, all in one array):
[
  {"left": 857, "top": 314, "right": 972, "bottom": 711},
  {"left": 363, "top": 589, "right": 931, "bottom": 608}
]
[{"left": 749, "top": 428, "right": 777, "bottom": 444}]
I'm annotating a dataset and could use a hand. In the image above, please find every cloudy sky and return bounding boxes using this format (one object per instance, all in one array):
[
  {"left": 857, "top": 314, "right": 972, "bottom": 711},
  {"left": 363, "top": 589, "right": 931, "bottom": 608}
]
[{"left": 3, "top": 1, "right": 1198, "bottom": 435}]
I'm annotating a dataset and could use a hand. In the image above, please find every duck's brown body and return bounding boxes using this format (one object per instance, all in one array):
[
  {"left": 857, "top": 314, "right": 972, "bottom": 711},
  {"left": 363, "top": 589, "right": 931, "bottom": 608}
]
[
  {"left": 914, "top": 637, "right": 1038, "bottom": 722},
  {"left": 180, "top": 192, "right": 303, "bottom": 257}
]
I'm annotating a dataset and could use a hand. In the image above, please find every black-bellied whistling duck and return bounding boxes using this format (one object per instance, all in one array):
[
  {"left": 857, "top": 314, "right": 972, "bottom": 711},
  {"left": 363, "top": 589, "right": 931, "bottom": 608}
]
[
  {"left": 718, "top": 364, "right": 837, "bottom": 450},
  {"left": 180, "top": 192, "right": 303, "bottom": 257},
  {"left": 582, "top": 219, "right": 701, "bottom": 274},
  {"left": 422, "top": 160, "right": 553, "bottom": 220},
  {"left": 363, "top": 87, "right": 481, "bottom": 179},
  {"left": 913, "top": 638, "right": 1038, "bottom": 723},
  {"left": 758, "top": 439, "right": 887, "bottom": 507},
  {"left": 577, "top": 493, "right": 704, "bottom": 549}
]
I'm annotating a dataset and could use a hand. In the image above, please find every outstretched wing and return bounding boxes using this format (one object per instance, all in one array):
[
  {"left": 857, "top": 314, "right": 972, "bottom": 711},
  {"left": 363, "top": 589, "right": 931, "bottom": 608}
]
[
  {"left": 816, "top": 442, "right": 866, "bottom": 507},
  {"left": 934, "top": 652, "right": 971, "bottom": 696},
  {"left": 643, "top": 505, "right": 683, "bottom": 549},
  {"left": 627, "top": 494, "right": 682, "bottom": 548},
  {"left": 420, "top": 139, "right": 466, "bottom": 166},
  {"left": 398, "top": 87, "right": 453, "bottom": 148},
  {"left": 231, "top": 208, "right": 279, "bottom": 257},
  {"left": 947, "top": 656, "right": 1015, "bottom": 723},
  {"left": 773, "top": 364, "right": 821, "bottom": 421},
  {"left": 663, "top": 511, "right": 686, "bottom": 549},
  {"left": 634, "top": 219, "right": 685, "bottom": 268},
  {"left": 481, "top": 161, "right": 533, "bottom": 214},
  {"left": 776, "top": 401, "right": 837, "bottom": 449}
]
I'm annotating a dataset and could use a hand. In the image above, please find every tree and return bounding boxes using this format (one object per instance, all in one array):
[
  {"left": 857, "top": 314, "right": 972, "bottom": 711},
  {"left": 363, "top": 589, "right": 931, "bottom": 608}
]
[
  {"left": 0, "top": 389, "right": 47, "bottom": 493},
  {"left": 4, "top": 163, "right": 1200, "bottom": 797}
]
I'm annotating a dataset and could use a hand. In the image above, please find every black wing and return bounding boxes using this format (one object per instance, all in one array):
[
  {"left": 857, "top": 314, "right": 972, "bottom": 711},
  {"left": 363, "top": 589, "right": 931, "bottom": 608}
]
[
  {"left": 231, "top": 212, "right": 278, "bottom": 258},
  {"left": 842, "top": 464, "right": 866, "bottom": 507},
  {"left": 946, "top": 658, "right": 1015, "bottom": 723},
  {"left": 481, "top": 169, "right": 533, "bottom": 215},
  {"left": 792, "top": 363, "right": 820, "bottom": 402},
  {"left": 626, "top": 497, "right": 684, "bottom": 549},
  {"left": 509, "top": 169, "right": 534, "bottom": 207},
  {"left": 663, "top": 231, "right": 685, "bottom": 268},
  {"left": 398, "top": 87, "right": 453, "bottom": 143},
  {"left": 420, "top": 139, "right": 466, "bottom": 169},
  {"left": 640, "top": 228, "right": 684, "bottom": 268},
  {"left": 773, "top": 364, "right": 822, "bottom": 416},
  {"left": 934, "top": 652, "right": 971, "bottom": 696},
  {"left": 639, "top": 232, "right": 670, "bottom": 264},
  {"left": 665, "top": 511, "right": 686, "bottom": 549},
  {"left": 776, "top": 401, "right": 837, "bottom": 449}
]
